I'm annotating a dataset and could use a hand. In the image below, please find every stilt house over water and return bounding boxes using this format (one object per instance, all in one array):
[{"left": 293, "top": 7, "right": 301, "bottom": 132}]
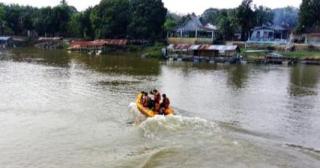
[{"left": 0, "top": 36, "right": 13, "bottom": 48}]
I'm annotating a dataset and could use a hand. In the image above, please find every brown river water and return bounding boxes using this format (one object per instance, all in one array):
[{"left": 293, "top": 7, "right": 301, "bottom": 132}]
[{"left": 0, "top": 48, "right": 320, "bottom": 168}]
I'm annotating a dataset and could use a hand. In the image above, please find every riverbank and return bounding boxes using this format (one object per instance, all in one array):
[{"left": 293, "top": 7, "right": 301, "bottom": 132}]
[
  {"left": 5, "top": 37, "right": 320, "bottom": 65},
  {"left": 243, "top": 49, "right": 320, "bottom": 65}
]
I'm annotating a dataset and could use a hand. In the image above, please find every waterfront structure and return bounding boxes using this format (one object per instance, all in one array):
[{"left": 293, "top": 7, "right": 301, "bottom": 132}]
[
  {"left": 68, "top": 39, "right": 128, "bottom": 52},
  {"left": 38, "top": 37, "right": 63, "bottom": 41},
  {"left": 167, "top": 14, "right": 217, "bottom": 44},
  {"left": 35, "top": 37, "right": 64, "bottom": 49},
  {"left": 304, "top": 33, "right": 320, "bottom": 46},
  {"left": 0, "top": 36, "right": 13, "bottom": 48},
  {"left": 166, "top": 44, "right": 241, "bottom": 63},
  {"left": 247, "top": 25, "right": 290, "bottom": 45}
]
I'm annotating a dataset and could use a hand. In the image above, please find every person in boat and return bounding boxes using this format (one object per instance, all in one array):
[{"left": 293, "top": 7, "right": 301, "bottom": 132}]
[
  {"left": 153, "top": 89, "right": 161, "bottom": 112},
  {"left": 159, "top": 94, "right": 170, "bottom": 115},
  {"left": 146, "top": 91, "right": 154, "bottom": 109},
  {"left": 141, "top": 92, "right": 149, "bottom": 107}
]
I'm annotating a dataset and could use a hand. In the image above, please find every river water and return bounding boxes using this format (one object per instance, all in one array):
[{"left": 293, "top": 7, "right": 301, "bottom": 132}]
[{"left": 0, "top": 48, "right": 320, "bottom": 168}]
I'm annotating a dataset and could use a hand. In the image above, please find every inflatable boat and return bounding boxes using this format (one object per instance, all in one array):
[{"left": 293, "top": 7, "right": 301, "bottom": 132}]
[{"left": 136, "top": 94, "right": 174, "bottom": 117}]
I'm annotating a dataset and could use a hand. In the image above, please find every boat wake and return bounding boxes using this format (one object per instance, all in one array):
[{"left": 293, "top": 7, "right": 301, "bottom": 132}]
[
  {"left": 124, "top": 103, "right": 320, "bottom": 167},
  {"left": 139, "top": 115, "right": 218, "bottom": 138},
  {"left": 128, "top": 102, "right": 147, "bottom": 124},
  {"left": 128, "top": 102, "right": 218, "bottom": 138}
]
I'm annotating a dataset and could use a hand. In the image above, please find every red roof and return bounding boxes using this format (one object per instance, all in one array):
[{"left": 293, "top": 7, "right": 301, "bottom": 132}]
[{"left": 174, "top": 44, "right": 192, "bottom": 50}]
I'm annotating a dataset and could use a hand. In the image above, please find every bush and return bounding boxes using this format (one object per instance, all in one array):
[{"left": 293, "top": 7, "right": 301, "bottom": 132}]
[{"left": 143, "top": 43, "right": 166, "bottom": 59}]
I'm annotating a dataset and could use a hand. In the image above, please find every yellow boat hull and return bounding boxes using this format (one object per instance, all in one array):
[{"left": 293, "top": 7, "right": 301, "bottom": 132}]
[{"left": 136, "top": 94, "right": 174, "bottom": 117}]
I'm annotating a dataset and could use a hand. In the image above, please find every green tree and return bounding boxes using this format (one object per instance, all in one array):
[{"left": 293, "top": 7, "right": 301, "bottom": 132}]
[
  {"left": 236, "top": 0, "right": 255, "bottom": 40},
  {"left": 34, "top": 7, "right": 53, "bottom": 36},
  {"left": 67, "top": 13, "right": 82, "bottom": 37},
  {"left": 0, "top": 4, "right": 6, "bottom": 35},
  {"left": 254, "top": 5, "right": 273, "bottom": 26},
  {"left": 32, "top": 3, "right": 76, "bottom": 37},
  {"left": 128, "top": 0, "right": 167, "bottom": 40},
  {"left": 4, "top": 5, "right": 24, "bottom": 35},
  {"left": 52, "top": 4, "right": 77, "bottom": 36},
  {"left": 67, "top": 8, "right": 94, "bottom": 39},
  {"left": 164, "top": 13, "right": 179, "bottom": 32},
  {"left": 201, "top": 8, "right": 220, "bottom": 25},
  {"left": 217, "top": 10, "right": 238, "bottom": 41},
  {"left": 297, "top": 0, "right": 320, "bottom": 32},
  {"left": 91, "top": 0, "right": 129, "bottom": 38},
  {"left": 80, "top": 8, "right": 94, "bottom": 39}
]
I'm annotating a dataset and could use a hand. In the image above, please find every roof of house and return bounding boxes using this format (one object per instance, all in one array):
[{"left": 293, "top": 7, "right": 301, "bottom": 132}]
[
  {"left": 204, "top": 23, "right": 217, "bottom": 30},
  {"left": 175, "top": 15, "right": 216, "bottom": 32},
  {"left": 0, "top": 36, "right": 12, "bottom": 41}
]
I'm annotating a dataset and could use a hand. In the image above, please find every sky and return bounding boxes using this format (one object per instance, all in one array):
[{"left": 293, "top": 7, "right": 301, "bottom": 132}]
[{"left": 0, "top": 0, "right": 302, "bottom": 15}]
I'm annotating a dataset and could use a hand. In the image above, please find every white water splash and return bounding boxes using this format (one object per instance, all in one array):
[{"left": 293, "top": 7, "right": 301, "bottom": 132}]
[
  {"left": 139, "top": 115, "right": 218, "bottom": 139},
  {"left": 128, "top": 102, "right": 147, "bottom": 124},
  {"left": 128, "top": 103, "right": 218, "bottom": 138}
]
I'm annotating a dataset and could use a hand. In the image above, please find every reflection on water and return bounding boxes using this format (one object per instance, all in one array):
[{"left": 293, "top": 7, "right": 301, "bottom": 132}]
[
  {"left": 159, "top": 62, "right": 320, "bottom": 149},
  {"left": 10, "top": 48, "right": 71, "bottom": 67},
  {"left": 226, "top": 65, "right": 249, "bottom": 89},
  {"left": 9, "top": 48, "right": 161, "bottom": 76},
  {"left": 71, "top": 53, "right": 161, "bottom": 76},
  {"left": 165, "top": 62, "right": 249, "bottom": 89},
  {"left": 0, "top": 48, "right": 320, "bottom": 168},
  {"left": 289, "top": 65, "right": 320, "bottom": 96}
]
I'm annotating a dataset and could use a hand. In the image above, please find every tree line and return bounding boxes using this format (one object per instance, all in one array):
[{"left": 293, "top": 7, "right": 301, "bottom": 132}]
[
  {"left": 0, "top": 0, "right": 318, "bottom": 41},
  {"left": 0, "top": 0, "right": 167, "bottom": 40}
]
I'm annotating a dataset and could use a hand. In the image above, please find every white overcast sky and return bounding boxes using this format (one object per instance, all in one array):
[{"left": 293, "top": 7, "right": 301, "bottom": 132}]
[{"left": 0, "top": 0, "right": 302, "bottom": 14}]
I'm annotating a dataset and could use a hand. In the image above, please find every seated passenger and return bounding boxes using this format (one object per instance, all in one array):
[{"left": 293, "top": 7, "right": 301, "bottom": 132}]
[
  {"left": 147, "top": 91, "right": 155, "bottom": 109},
  {"left": 140, "top": 91, "right": 145, "bottom": 102},
  {"left": 141, "top": 92, "right": 149, "bottom": 107},
  {"left": 159, "top": 94, "right": 170, "bottom": 115},
  {"left": 153, "top": 89, "right": 161, "bottom": 112}
]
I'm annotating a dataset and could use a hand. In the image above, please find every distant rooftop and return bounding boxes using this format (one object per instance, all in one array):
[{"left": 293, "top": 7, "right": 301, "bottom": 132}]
[
  {"left": 0, "top": 36, "right": 12, "bottom": 41},
  {"left": 175, "top": 15, "right": 217, "bottom": 32}
]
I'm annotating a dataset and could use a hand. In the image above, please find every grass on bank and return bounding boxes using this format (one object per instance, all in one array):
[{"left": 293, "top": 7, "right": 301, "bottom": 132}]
[
  {"left": 98, "top": 43, "right": 166, "bottom": 59},
  {"left": 241, "top": 48, "right": 320, "bottom": 59},
  {"left": 141, "top": 43, "right": 166, "bottom": 59},
  {"left": 279, "top": 50, "right": 320, "bottom": 58}
]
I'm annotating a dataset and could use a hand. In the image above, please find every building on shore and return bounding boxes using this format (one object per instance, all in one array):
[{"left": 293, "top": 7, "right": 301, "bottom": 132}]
[
  {"left": 166, "top": 44, "right": 241, "bottom": 63},
  {"left": 304, "top": 33, "right": 320, "bottom": 46},
  {"left": 0, "top": 36, "right": 14, "bottom": 48},
  {"left": 167, "top": 14, "right": 217, "bottom": 44},
  {"left": 247, "top": 25, "right": 290, "bottom": 45}
]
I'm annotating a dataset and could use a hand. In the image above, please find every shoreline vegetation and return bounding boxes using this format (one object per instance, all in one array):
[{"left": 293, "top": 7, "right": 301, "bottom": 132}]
[{"left": 0, "top": 0, "right": 320, "bottom": 62}]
